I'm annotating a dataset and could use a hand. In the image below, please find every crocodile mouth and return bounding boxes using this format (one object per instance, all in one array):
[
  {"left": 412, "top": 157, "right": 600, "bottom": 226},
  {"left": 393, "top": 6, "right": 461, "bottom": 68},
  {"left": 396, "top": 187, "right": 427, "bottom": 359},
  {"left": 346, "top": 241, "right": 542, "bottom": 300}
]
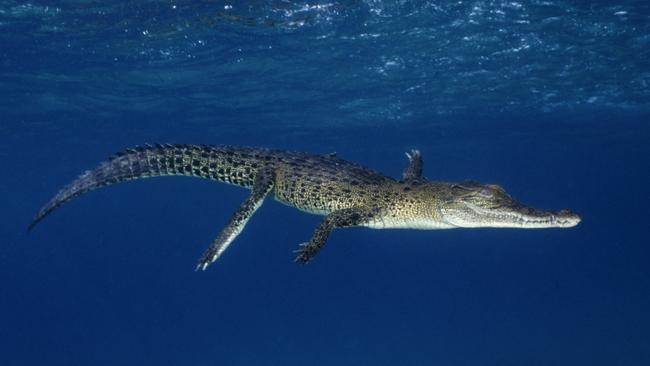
[{"left": 442, "top": 202, "right": 581, "bottom": 229}]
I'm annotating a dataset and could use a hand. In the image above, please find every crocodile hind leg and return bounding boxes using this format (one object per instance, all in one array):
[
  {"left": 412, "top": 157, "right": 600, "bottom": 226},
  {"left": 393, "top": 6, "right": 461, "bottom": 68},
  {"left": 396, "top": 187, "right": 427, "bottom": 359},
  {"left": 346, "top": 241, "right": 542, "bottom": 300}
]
[
  {"left": 196, "top": 168, "right": 275, "bottom": 271},
  {"left": 294, "top": 207, "right": 376, "bottom": 264}
]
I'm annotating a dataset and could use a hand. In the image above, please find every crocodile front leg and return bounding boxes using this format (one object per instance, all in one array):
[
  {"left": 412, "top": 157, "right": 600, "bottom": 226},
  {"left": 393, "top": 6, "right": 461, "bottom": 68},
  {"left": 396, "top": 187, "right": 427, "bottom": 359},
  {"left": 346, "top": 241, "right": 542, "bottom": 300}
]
[
  {"left": 294, "top": 207, "right": 376, "bottom": 264},
  {"left": 196, "top": 168, "right": 275, "bottom": 271},
  {"left": 403, "top": 149, "right": 423, "bottom": 181}
]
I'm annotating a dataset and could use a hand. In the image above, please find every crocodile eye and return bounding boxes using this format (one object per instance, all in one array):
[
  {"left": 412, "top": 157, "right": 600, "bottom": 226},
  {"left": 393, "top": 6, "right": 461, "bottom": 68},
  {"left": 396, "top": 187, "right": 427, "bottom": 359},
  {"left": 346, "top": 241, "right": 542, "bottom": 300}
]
[
  {"left": 487, "top": 184, "right": 505, "bottom": 193},
  {"left": 452, "top": 185, "right": 469, "bottom": 195},
  {"left": 479, "top": 188, "right": 492, "bottom": 197}
]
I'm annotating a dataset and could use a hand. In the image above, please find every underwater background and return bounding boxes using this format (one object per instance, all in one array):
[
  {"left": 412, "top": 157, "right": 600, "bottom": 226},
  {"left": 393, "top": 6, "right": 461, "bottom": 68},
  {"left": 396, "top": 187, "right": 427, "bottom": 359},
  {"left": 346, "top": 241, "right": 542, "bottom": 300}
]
[{"left": 1, "top": 1, "right": 649, "bottom": 365}]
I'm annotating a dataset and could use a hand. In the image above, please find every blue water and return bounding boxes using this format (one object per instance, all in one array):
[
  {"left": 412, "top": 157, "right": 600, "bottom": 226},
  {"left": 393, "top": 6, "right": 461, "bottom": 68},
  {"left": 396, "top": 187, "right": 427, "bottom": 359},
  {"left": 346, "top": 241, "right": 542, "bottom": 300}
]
[{"left": 1, "top": 1, "right": 649, "bottom": 365}]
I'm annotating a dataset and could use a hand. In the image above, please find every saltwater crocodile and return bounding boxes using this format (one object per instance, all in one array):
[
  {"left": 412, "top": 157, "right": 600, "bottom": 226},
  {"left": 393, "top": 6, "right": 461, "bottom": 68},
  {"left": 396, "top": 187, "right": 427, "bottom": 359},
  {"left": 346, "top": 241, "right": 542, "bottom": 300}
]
[{"left": 29, "top": 144, "right": 581, "bottom": 270}]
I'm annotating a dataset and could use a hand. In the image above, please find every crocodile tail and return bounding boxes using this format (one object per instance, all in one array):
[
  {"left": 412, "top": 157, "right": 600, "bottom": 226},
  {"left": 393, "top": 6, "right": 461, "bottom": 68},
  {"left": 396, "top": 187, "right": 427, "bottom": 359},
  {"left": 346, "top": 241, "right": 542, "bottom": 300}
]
[{"left": 28, "top": 143, "right": 252, "bottom": 231}]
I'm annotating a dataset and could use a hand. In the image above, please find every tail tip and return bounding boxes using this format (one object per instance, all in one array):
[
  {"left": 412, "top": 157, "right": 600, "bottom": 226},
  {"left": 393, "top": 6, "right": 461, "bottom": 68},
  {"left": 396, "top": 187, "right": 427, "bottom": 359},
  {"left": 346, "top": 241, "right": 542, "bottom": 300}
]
[{"left": 27, "top": 218, "right": 40, "bottom": 232}]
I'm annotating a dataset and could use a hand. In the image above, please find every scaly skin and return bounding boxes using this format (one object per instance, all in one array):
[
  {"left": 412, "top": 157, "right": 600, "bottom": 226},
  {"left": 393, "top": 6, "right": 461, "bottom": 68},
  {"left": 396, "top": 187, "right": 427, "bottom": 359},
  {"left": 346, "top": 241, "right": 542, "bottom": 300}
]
[{"left": 29, "top": 144, "right": 581, "bottom": 269}]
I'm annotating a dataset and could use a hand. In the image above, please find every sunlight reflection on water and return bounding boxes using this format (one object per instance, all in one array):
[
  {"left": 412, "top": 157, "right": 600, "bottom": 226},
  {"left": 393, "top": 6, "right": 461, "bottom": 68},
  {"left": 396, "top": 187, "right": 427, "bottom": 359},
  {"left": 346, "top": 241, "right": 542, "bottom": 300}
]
[{"left": 1, "top": 0, "right": 648, "bottom": 121}]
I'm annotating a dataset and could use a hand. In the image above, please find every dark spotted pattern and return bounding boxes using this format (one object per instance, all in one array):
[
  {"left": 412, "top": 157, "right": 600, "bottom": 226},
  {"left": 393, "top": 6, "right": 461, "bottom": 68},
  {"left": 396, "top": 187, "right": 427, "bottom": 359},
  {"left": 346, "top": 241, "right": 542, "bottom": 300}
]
[
  {"left": 29, "top": 144, "right": 452, "bottom": 267},
  {"left": 29, "top": 144, "right": 392, "bottom": 231},
  {"left": 29, "top": 144, "right": 580, "bottom": 267}
]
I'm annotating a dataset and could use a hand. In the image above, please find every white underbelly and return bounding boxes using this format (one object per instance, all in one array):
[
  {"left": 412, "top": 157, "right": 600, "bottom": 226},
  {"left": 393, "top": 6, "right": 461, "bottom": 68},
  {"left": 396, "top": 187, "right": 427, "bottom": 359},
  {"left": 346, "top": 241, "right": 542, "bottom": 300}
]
[
  {"left": 274, "top": 196, "right": 455, "bottom": 229},
  {"left": 273, "top": 196, "right": 332, "bottom": 216},
  {"left": 363, "top": 217, "right": 456, "bottom": 230}
]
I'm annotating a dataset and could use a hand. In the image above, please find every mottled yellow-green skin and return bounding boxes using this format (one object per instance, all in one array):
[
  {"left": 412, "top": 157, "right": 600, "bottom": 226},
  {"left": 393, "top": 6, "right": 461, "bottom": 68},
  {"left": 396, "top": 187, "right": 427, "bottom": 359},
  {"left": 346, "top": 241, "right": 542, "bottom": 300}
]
[
  {"left": 31, "top": 144, "right": 453, "bottom": 232},
  {"left": 30, "top": 143, "right": 580, "bottom": 268}
]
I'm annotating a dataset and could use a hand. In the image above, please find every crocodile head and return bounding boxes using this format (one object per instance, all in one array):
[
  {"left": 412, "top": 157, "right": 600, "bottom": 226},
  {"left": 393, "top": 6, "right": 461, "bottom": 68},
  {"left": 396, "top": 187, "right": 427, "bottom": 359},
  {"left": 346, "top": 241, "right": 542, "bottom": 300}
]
[{"left": 439, "top": 181, "right": 581, "bottom": 228}]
